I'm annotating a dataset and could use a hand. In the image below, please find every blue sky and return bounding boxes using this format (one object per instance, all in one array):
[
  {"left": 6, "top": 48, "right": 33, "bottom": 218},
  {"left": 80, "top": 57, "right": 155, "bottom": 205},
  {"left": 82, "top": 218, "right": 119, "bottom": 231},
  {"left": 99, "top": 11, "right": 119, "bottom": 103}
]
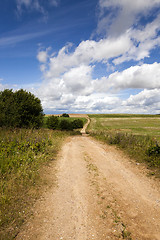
[{"left": 1, "top": 0, "right": 160, "bottom": 114}]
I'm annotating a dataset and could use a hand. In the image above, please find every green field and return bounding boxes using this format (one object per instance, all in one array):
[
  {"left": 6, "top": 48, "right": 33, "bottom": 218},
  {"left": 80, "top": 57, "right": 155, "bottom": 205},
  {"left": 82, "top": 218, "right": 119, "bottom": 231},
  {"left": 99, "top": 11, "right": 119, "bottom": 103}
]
[
  {"left": 88, "top": 114, "right": 160, "bottom": 171},
  {"left": 88, "top": 114, "right": 160, "bottom": 140}
]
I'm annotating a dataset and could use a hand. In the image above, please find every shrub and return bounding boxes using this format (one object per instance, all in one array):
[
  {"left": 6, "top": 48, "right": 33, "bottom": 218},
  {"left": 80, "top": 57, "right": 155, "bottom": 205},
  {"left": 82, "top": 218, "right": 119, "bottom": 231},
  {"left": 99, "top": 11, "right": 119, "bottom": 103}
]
[
  {"left": 61, "top": 113, "right": 69, "bottom": 117},
  {"left": 46, "top": 116, "right": 59, "bottom": 129},
  {"left": 59, "top": 119, "right": 73, "bottom": 130},
  {"left": 72, "top": 119, "right": 83, "bottom": 129}
]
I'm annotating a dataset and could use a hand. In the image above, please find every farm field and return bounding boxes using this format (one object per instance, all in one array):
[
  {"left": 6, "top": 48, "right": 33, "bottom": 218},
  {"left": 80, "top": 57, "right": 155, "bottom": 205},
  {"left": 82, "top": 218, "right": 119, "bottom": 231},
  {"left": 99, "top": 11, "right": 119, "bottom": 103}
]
[
  {"left": 88, "top": 114, "right": 160, "bottom": 170},
  {"left": 88, "top": 114, "right": 160, "bottom": 140}
]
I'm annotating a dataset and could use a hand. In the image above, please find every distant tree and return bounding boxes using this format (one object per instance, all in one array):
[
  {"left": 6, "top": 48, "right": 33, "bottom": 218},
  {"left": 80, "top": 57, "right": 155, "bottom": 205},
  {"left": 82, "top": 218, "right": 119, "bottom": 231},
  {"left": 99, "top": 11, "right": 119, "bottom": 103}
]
[
  {"left": 61, "top": 113, "right": 69, "bottom": 118},
  {"left": 0, "top": 89, "right": 44, "bottom": 128},
  {"left": 46, "top": 116, "right": 59, "bottom": 129}
]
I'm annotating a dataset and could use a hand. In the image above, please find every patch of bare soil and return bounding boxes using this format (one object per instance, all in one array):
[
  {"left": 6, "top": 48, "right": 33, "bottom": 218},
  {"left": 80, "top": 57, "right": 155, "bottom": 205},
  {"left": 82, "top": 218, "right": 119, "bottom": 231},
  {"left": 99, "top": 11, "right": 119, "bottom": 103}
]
[{"left": 16, "top": 135, "right": 160, "bottom": 239}]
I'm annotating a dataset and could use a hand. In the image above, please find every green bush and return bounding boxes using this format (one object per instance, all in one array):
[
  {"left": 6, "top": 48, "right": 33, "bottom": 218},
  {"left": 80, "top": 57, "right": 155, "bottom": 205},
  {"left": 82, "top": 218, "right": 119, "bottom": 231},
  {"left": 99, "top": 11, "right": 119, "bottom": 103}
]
[
  {"left": 59, "top": 119, "right": 73, "bottom": 130},
  {"left": 61, "top": 113, "right": 69, "bottom": 117},
  {"left": 46, "top": 116, "right": 59, "bottom": 129},
  {"left": 72, "top": 119, "right": 83, "bottom": 129},
  {"left": 0, "top": 89, "right": 44, "bottom": 128}
]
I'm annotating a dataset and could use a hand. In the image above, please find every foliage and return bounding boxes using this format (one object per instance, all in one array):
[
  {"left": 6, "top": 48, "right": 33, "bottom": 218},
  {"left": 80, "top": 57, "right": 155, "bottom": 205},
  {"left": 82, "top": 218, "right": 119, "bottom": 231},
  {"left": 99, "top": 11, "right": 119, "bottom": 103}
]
[
  {"left": 0, "top": 128, "right": 71, "bottom": 239},
  {"left": 0, "top": 89, "right": 44, "bottom": 128},
  {"left": 60, "top": 113, "right": 69, "bottom": 117},
  {"left": 72, "top": 119, "right": 83, "bottom": 129},
  {"left": 59, "top": 119, "right": 73, "bottom": 130},
  {"left": 44, "top": 116, "right": 86, "bottom": 131},
  {"left": 46, "top": 115, "right": 59, "bottom": 129}
]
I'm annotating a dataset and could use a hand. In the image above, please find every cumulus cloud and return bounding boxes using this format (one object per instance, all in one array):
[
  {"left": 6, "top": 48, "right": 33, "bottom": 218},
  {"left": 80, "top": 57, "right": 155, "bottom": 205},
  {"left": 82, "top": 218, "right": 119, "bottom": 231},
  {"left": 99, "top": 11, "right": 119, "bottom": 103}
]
[
  {"left": 33, "top": 0, "right": 160, "bottom": 114},
  {"left": 106, "top": 62, "right": 160, "bottom": 91},
  {"left": 38, "top": 14, "right": 160, "bottom": 79},
  {"left": 114, "top": 16, "right": 160, "bottom": 64},
  {"left": 38, "top": 34, "right": 131, "bottom": 78},
  {"left": 98, "top": 0, "right": 160, "bottom": 36},
  {"left": 122, "top": 89, "right": 160, "bottom": 113},
  {"left": 37, "top": 50, "right": 48, "bottom": 63}
]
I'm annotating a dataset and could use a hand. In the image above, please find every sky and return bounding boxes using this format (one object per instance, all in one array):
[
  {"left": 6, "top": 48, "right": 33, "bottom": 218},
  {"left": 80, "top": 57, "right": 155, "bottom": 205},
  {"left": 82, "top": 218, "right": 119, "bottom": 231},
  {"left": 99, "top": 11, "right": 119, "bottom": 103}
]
[{"left": 1, "top": 0, "right": 160, "bottom": 114}]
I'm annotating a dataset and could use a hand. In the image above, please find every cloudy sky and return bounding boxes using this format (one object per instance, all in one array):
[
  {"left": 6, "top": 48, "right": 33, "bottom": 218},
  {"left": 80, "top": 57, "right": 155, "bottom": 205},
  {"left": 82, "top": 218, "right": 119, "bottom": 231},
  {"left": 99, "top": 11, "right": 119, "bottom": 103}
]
[{"left": 1, "top": 0, "right": 160, "bottom": 114}]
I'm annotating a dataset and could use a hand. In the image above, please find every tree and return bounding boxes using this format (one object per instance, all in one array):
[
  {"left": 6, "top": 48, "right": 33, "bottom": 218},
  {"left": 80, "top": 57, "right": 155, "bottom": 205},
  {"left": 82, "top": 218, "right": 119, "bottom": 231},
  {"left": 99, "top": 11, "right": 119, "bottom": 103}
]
[
  {"left": 0, "top": 89, "right": 44, "bottom": 128},
  {"left": 61, "top": 113, "right": 69, "bottom": 117}
]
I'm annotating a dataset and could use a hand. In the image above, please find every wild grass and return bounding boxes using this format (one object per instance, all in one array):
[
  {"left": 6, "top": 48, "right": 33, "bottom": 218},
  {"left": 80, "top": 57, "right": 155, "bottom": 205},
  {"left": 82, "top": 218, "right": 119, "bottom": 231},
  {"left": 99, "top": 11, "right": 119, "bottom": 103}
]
[
  {"left": 0, "top": 128, "right": 71, "bottom": 240},
  {"left": 87, "top": 115, "right": 160, "bottom": 171}
]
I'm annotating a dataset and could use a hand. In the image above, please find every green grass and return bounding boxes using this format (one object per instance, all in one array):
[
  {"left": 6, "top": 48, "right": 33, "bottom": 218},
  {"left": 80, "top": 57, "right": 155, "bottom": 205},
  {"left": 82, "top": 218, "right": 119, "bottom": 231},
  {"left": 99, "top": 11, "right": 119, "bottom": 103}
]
[
  {"left": 89, "top": 114, "right": 160, "bottom": 118},
  {"left": 0, "top": 128, "right": 71, "bottom": 240},
  {"left": 88, "top": 116, "right": 160, "bottom": 140},
  {"left": 87, "top": 115, "right": 160, "bottom": 170}
]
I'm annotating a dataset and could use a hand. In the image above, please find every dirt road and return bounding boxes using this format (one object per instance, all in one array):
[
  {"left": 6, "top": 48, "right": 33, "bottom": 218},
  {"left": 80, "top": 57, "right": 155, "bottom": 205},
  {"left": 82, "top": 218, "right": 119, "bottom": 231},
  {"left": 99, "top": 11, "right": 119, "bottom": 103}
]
[{"left": 16, "top": 133, "right": 160, "bottom": 239}]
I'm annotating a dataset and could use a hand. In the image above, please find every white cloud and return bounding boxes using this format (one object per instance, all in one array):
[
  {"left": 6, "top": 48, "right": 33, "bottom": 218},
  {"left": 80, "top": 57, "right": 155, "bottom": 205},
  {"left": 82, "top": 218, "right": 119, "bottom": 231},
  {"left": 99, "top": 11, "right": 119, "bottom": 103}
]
[
  {"left": 37, "top": 50, "right": 48, "bottom": 63},
  {"left": 34, "top": 60, "right": 160, "bottom": 114},
  {"left": 39, "top": 34, "right": 131, "bottom": 79},
  {"left": 122, "top": 89, "right": 160, "bottom": 113},
  {"left": 98, "top": 0, "right": 160, "bottom": 36},
  {"left": 63, "top": 65, "right": 94, "bottom": 95},
  {"left": 106, "top": 62, "right": 160, "bottom": 91},
  {"left": 114, "top": 16, "right": 160, "bottom": 64},
  {"left": 32, "top": 0, "right": 160, "bottom": 114}
]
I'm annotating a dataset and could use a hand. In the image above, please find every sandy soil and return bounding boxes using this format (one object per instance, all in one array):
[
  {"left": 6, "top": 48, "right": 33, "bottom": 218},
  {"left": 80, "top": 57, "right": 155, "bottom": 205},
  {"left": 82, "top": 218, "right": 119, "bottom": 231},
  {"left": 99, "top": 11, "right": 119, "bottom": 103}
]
[{"left": 16, "top": 125, "right": 160, "bottom": 239}]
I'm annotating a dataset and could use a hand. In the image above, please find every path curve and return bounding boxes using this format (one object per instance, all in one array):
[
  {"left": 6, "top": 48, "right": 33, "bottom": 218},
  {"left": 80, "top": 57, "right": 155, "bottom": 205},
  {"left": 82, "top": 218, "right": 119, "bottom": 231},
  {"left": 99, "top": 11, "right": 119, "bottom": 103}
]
[{"left": 80, "top": 116, "right": 90, "bottom": 135}]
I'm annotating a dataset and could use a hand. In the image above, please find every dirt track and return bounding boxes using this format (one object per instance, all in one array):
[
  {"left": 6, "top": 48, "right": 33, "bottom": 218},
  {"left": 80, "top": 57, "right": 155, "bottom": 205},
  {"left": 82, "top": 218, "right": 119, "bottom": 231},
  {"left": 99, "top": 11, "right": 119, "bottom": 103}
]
[{"left": 16, "top": 127, "right": 160, "bottom": 239}]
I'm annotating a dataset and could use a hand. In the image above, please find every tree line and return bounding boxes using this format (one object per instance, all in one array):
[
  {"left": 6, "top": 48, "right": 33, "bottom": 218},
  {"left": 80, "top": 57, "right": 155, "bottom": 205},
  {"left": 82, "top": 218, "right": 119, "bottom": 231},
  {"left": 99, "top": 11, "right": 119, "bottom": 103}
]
[{"left": 0, "top": 89, "right": 83, "bottom": 130}]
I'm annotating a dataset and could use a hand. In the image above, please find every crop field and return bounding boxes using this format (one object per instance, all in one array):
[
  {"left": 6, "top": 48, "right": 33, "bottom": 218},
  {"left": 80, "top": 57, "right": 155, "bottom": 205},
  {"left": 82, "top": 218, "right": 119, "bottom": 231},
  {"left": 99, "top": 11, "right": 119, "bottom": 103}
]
[
  {"left": 88, "top": 114, "right": 160, "bottom": 140},
  {"left": 88, "top": 114, "right": 160, "bottom": 171}
]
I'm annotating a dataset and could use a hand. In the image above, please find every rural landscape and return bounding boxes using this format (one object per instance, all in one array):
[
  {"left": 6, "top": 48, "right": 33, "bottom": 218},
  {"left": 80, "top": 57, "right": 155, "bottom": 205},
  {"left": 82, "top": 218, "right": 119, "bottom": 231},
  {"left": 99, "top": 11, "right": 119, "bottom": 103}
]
[
  {"left": 1, "top": 0, "right": 160, "bottom": 239},
  {"left": 0, "top": 90, "right": 160, "bottom": 239}
]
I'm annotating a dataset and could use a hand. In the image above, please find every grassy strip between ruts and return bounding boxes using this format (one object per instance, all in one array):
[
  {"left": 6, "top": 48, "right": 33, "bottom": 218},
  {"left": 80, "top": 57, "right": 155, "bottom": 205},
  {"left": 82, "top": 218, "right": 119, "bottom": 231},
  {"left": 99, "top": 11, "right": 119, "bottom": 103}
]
[
  {"left": 87, "top": 115, "right": 160, "bottom": 174},
  {"left": 0, "top": 128, "right": 73, "bottom": 240}
]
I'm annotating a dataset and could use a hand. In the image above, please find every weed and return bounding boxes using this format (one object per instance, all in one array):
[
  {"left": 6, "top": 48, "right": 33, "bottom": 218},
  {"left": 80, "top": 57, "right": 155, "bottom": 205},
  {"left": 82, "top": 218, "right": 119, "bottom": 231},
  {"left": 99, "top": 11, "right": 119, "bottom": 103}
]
[{"left": 0, "top": 128, "right": 70, "bottom": 240}]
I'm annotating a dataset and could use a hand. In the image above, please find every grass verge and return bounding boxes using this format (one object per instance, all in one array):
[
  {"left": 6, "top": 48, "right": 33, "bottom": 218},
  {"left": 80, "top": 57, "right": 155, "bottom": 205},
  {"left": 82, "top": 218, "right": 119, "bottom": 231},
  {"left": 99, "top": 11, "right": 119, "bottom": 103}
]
[
  {"left": 0, "top": 128, "right": 72, "bottom": 240},
  {"left": 89, "top": 130, "right": 160, "bottom": 170},
  {"left": 87, "top": 115, "right": 160, "bottom": 173}
]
